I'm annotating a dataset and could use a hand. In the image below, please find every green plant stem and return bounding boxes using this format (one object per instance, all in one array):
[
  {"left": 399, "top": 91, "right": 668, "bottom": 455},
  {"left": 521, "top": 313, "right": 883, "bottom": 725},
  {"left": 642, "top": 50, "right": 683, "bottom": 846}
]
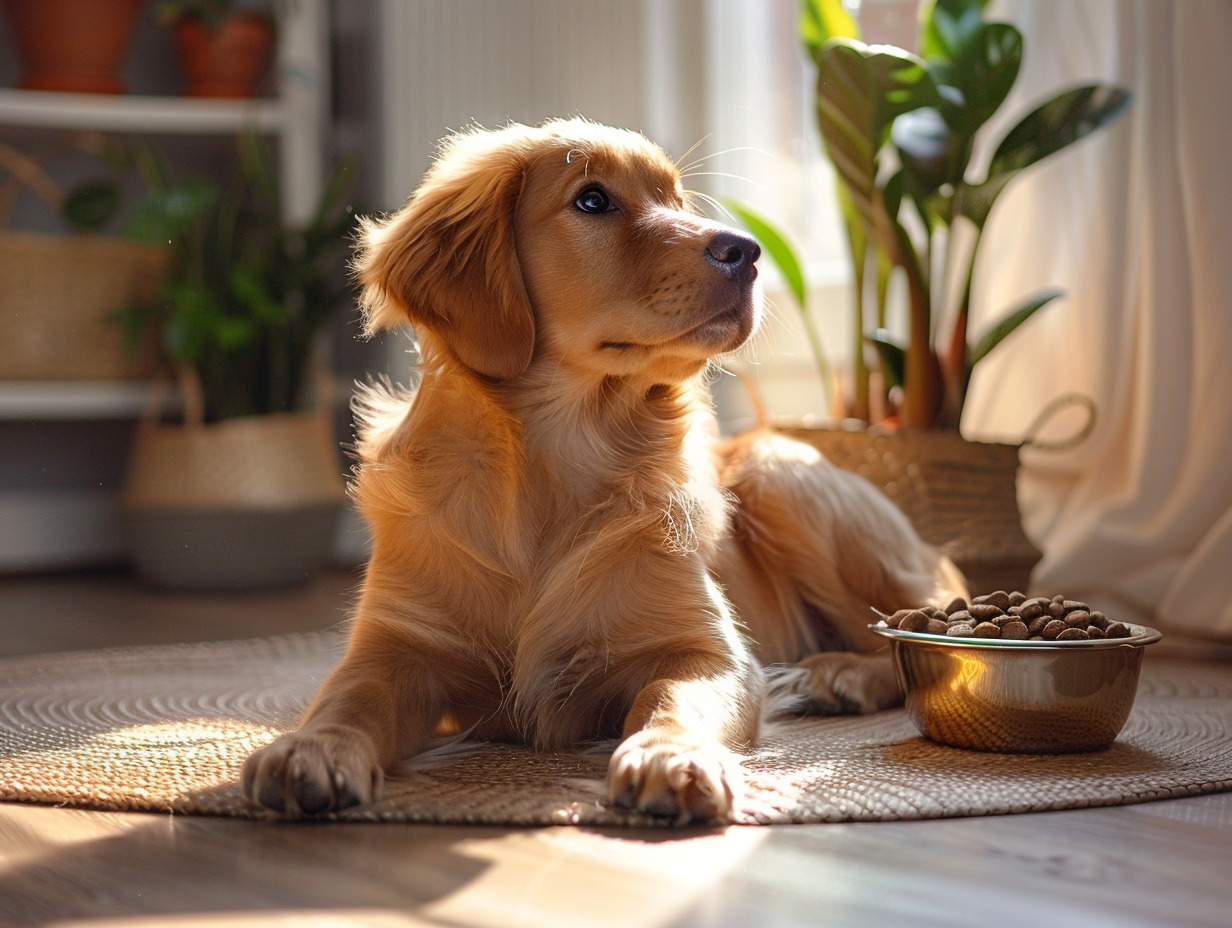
[
  {"left": 875, "top": 249, "right": 891, "bottom": 329},
  {"left": 850, "top": 249, "right": 870, "bottom": 421},
  {"left": 798, "top": 299, "right": 835, "bottom": 416},
  {"left": 896, "top": 225, "right": 942, "bottom": 428},
  {"left": 940, "top": 222, "right": 984, "bottom": 427}
]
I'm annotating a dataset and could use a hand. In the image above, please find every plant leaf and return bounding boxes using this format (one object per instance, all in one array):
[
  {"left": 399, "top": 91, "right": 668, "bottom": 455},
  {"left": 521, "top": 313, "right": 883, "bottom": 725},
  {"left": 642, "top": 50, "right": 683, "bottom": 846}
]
[
  {"left": 943, "top": 22, "right": 1022, "bottom": 136},
  {"left": 920, "top": 0, "right": 987, "bottom": 63},
  {"left": 866, "top": 328, "right": 906, "bottom": 388},
  {"left": 969, "top": 288, "right": 1063, "bottom": 367},
  {"left": 237, "top": 131, "right": 279, "bottom": 216},
  {"left": 229, "top": 266, "right": 283, "bottom": 324},
  {"left": 814, "top": 39, "right": 943, "bottom": 230},
  {"left": 123, "top": 178, "right": 217, "bottom": 242},
  {"left": 722, "top": 199, "right": 806, "bottom": 309},
  {"left": 801, "top": 0, "right": 860, "bottom": 64},
  {"left": 990, "top": 85, "right": 1132, "bottom": 175},
  {"left": 892, "top": 106, "right": 952, "bottom": 195},
  {"left": 957, "top": 84, "right": 1131, "bottom": 229},
  {"left": 62, "top": 180, "right": 120, "bottom": 231}
]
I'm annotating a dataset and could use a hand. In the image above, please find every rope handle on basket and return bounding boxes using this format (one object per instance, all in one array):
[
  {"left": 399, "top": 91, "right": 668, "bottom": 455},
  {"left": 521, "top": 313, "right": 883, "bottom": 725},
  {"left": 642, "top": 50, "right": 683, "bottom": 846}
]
[
  {"left": 138, "top": 367, "right": 208, "bottom": 431},
  {"left": 0, "top": 133, "right": 110, "bottom": 228},
  {"left": 1020, "top": 392, "right": 1097, "bottom": 452}
]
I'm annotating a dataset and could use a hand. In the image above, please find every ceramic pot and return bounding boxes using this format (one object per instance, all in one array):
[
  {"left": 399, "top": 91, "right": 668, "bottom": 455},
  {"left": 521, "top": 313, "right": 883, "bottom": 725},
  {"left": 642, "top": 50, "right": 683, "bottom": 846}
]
[
  {"left": 172, "top": 12, "right": 273, "bottom": 98},
  {"left": 2, "top": 0, "right": 144, "bottom": 94}
]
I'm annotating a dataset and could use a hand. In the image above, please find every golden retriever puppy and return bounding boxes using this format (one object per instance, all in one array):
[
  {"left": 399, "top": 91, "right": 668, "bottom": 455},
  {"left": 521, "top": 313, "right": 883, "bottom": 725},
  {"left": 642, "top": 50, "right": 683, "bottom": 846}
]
[{"left": 242, "top": 118, "right": 962, "bottom": 822}]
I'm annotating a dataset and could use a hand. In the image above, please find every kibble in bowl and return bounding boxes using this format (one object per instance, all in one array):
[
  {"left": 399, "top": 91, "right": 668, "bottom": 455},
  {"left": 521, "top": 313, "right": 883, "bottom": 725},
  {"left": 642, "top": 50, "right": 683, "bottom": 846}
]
[{"left": 869, "top": 591, "right": 1162, "bottom": 753}]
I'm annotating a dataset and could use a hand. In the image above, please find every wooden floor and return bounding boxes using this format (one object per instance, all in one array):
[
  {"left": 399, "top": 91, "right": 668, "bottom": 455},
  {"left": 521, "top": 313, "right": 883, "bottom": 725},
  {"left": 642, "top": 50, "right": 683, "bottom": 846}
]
[{"left": 2, "top": 569, "right": 1231, "bottom": 927}]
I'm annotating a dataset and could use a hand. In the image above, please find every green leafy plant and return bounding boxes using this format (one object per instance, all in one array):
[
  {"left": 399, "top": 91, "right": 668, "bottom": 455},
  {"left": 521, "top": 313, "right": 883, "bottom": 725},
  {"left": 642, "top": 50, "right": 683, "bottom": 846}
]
[
  {"left": 744, "top": 0, "right": 1130, "bottom": 429},
  {"left": 109, "top": 135, "right": 359, "bottom": 422}
]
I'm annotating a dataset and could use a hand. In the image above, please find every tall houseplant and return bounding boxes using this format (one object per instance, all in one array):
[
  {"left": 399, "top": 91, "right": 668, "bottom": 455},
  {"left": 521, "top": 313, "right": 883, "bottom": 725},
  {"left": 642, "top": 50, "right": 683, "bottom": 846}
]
[
  {"left": 110, "top": 135, "right": 361, "bottom": 588},
  {"left": 740, "top": 0, "right": 1130, "bottom": 430},
  {"left": 113, "top": 133, "right": 358, "bottom": 422},
  {"left": 730, "top": 1, "right": 1130, "bottom": 594}
]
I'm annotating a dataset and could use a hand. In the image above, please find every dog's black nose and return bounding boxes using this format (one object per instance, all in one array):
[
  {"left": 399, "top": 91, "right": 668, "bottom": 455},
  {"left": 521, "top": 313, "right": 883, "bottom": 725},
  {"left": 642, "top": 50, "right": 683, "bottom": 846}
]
[{"left": 705, "top": 230, "right": 761, "bottom": 283}]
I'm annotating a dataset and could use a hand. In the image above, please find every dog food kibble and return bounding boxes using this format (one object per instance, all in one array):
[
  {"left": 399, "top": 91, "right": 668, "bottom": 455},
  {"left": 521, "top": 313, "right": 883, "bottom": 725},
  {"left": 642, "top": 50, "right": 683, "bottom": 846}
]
[{"left": 879, "top": 592, "right": 1137, "bottom": 641}]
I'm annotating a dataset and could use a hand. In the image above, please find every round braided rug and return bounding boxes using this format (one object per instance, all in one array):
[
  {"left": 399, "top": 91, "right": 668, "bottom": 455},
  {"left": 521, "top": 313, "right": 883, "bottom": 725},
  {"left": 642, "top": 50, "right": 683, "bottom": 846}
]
[{"left": 1, "top": 632, "right": 1230, "bottom": 826}]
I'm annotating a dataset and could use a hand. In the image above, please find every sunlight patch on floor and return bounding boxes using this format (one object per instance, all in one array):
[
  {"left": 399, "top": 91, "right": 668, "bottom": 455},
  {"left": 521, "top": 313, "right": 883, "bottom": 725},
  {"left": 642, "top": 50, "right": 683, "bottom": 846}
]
[
  {"left": 422, "top": 825, "right": 768, "bottom": 928},
  {"left": 47, "top": 912, "right": 436, "bottom": 928},
  {"left": 0, "top": 805, "right": 159, "bottom": 871}
]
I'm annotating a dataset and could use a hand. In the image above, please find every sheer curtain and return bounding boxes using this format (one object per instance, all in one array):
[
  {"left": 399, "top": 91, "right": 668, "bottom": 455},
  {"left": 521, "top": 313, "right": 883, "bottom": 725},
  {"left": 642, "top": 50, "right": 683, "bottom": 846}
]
[{"left": 962, "top": 1, "right": 1232, "bottom": 639}]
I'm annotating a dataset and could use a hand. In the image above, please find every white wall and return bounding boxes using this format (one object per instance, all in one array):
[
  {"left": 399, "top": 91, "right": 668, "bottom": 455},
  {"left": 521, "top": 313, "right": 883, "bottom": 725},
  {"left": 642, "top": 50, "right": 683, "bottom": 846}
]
[{"left": 374, "top": 0, "right": 707, "bottom": 210}]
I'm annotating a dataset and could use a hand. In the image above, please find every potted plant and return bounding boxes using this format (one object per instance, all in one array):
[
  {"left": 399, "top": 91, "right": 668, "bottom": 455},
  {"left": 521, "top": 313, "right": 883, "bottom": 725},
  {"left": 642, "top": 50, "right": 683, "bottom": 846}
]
[
  {"left": 730, "top": 0, "right": 1130, "bottom": 592},
  {"left": 158, "top": 0, "right": 274, "bottom": 98},
  {"left": 110, "top": 134, "right": 359, "bottom": 589},
  {"left": 0, "top": 133, "right": 170, "bottom": 381}
]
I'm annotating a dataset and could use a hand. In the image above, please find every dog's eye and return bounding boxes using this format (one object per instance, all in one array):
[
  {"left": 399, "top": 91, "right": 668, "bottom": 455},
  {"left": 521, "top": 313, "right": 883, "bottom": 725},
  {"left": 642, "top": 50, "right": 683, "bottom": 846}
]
[{"left": 574, "top": 186, "right": 613, "bottom": 214}]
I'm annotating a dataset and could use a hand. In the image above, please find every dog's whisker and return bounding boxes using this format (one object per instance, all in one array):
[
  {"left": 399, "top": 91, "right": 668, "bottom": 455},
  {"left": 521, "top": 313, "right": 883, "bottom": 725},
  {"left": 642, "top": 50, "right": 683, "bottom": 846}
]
[
  {"left": 677, "top": 144, "right": 772, "bottom": 176},
  {"left": 679, "top": 171, "right": 765, "bottom": 189},
  {"left": 673, "top": 134, "right": 712, "bottom": 172},
  {"left": 684, "top": 190, "right": 736, "bottom": 221}
]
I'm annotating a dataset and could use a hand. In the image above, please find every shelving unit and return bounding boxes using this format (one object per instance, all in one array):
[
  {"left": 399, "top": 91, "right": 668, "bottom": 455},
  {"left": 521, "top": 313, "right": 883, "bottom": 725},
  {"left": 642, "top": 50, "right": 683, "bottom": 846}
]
[
  {"left": 0, "top": 382, "right": 155, "bottom": 421},
  {"left": 0, "top": 0, "right": 330, "bottom": 571},
  {"left": 0, "top": 87, "right": 284, "bottom": 134}
]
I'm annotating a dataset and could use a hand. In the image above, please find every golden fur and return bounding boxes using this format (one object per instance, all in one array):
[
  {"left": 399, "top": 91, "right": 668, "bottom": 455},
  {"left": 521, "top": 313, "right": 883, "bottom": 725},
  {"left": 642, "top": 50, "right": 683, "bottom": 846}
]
[{"left": 243, "top": 118, "right": 964, "bottom": 822}]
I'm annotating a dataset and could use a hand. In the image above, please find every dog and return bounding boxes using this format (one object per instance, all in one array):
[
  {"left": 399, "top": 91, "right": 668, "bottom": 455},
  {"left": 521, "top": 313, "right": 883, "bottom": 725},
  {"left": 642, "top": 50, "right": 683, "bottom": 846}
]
[{"left": 242, "top": 118, "right": 964, "bottom": 822}]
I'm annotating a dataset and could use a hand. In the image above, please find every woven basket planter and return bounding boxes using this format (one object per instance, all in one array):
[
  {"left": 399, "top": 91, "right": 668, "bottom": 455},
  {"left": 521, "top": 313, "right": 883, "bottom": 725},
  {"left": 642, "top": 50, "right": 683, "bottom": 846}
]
[
  {"left": 0, "top": 230, "right": 168, "bottom": 380},
  {"left": 783, "top": 426, "right": 1041, "bottom": 595},
  {"left": 0, "top": 139, "right": 168, "bottom": 381},
  {"left": 121, "top": 412, "right": 346, "bottom": 590}
]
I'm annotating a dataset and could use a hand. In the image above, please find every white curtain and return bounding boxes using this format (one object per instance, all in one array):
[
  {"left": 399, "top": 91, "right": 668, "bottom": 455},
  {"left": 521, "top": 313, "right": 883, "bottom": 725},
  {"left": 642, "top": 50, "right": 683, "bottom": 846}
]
[{"left": 962, "top": 1, "right": 1232, "bottom": 639}]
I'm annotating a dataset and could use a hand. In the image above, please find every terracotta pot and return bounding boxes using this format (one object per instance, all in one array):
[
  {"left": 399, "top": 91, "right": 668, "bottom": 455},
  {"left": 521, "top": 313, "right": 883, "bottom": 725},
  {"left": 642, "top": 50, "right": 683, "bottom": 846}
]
[
  {"left": 173, "top": 12, "right": 273, "bottom": 98},
  {"left": 2, "top": 0, "right": 144, "bottom": 94}
]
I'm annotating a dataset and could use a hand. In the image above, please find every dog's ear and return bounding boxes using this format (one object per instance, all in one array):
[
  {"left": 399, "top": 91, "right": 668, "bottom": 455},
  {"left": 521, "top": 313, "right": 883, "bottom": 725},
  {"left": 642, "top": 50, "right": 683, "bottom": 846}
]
[{"left": 355, "top": 128, "right": 535, "bottom": 380}]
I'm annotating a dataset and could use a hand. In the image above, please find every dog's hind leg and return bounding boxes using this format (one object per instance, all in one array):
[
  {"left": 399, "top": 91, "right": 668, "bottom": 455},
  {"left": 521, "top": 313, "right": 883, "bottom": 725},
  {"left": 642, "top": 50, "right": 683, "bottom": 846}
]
[
  {"left": 762, "top": 652, "right": 901, "bottom": 718},
  {"left": 717, "top": 429, "right": 965, "bottom": 655}
]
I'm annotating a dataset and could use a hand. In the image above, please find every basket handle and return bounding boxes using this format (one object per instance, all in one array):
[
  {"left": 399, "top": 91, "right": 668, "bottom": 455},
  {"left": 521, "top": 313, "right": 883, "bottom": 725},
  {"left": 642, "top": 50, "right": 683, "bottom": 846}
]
[
  {"left": 1021, "top": 392, "right": 1097, "bottom": 452},
  {"left": 0, "top": 141, "right": 64, "bottom": 225}
]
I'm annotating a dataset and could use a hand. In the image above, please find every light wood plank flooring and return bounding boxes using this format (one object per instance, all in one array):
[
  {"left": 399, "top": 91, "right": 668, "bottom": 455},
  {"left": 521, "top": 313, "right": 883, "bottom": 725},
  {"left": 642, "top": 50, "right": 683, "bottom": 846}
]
[{"left": 2, "top": 569, "right": 1230, "bottom": 927}]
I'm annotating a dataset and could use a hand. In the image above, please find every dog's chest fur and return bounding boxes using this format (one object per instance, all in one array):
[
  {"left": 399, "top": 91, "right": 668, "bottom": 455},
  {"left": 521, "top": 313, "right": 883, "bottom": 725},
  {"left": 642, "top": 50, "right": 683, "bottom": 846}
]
[{"left": 353, "top": 364, "right": 732, "bottom": 745}]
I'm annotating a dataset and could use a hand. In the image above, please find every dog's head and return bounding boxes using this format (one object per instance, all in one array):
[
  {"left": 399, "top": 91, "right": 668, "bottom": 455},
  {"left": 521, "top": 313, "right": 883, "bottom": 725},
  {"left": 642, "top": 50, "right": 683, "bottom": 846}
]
[{"left": 355, "top": 118, "right": 761, "bottom": 386}]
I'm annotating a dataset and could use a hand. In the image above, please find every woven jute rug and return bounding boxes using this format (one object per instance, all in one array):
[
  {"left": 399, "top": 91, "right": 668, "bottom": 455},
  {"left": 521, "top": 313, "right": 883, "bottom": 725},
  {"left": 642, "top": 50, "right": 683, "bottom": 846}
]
[{"left": 2, "top": 632, "right": 1230, "bottom": 826}]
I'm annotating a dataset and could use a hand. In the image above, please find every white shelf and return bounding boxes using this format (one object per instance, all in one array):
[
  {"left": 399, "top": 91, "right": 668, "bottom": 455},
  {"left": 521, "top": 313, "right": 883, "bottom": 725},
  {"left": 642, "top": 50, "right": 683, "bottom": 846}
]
[
  {"left": 0, "top": 382, "right": 157, "bottom": 420},
  {"left": 0, "top": 87, "right": 285, "bottom": 135}
]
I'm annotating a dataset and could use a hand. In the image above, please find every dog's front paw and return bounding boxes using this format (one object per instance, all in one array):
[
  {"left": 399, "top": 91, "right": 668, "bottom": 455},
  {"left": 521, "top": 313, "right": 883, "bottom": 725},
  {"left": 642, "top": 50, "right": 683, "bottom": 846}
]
[
  {"left": 606, "top": 731, "right": 740, "bottom": 824},
  {"left": 242, "top": 724, "right": 383, "bottom": 816}
]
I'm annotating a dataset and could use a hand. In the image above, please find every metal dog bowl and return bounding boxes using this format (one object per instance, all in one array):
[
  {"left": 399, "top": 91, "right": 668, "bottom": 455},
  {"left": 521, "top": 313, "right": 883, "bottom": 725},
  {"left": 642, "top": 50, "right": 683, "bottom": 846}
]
[{"left": 869, "top": 623, "right": 1162, "bottom": 753}]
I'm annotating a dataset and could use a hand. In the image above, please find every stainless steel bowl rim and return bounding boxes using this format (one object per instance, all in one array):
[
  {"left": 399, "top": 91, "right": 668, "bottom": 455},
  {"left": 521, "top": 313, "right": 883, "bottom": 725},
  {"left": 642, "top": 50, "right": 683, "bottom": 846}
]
[{"left": 868, "top": 623, "right": 1162, "bottom": 650}]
